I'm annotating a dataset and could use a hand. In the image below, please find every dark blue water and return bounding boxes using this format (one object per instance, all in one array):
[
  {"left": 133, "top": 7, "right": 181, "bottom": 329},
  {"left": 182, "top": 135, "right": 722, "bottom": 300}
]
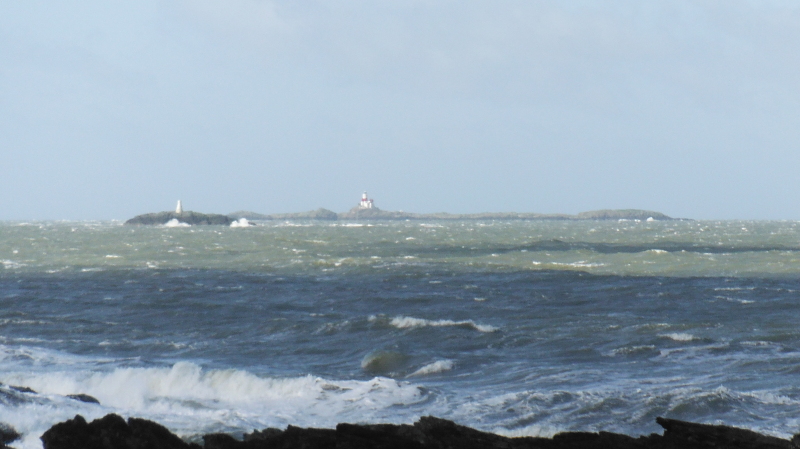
[
  {"left": 4, "top": 220, "right": 800, "bottom": 448},
  {"left": 4, "top": 268, "right": 800, "bottom": 447}
]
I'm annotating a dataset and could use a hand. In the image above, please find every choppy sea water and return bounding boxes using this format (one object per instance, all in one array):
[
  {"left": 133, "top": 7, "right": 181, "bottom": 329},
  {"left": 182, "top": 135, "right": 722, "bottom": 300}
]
[{"left": 3, "top": 219, "right": 800, "bottom": 447}]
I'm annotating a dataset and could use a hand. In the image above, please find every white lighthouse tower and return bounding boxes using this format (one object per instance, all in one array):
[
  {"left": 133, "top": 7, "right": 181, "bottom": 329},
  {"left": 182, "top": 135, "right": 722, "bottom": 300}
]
[
  {"left": 359, "top": 192, "right": 374, "bottom": 209},
  {"left": 175, "top": 200, "right": 183, "bottom": 214}
]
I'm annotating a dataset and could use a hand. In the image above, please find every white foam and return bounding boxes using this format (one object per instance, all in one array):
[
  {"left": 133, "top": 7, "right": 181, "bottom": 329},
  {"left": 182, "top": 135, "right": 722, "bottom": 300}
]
[
  {"left": 609, "top": 345, "right": 657, "bottom": 356},
  {"left": 0, "top": 361, "right": 426, "bottom": 448},
  {"left": 548, "top": 261, "right": 604, "bottom": 268},
  {"left": 389, "top": 316, "right": 498, "bottom": 333},
  {"left": 494, "top": 423, "right": 562, "bottom": 439},
  {"left": 230, "top": 218, "right": 253, "bottom": 228},
  {"left": 659, "top": 332, "right": 696, "bottom": 342},
  {"left": 1, "top": 260, "right": 25, "bottom": 269},
  {"left": 408, "top": 360, "right": 454, "bottom": 377},
  {"left": 163, "top": 219, "right": 190, "bottom": 227}
]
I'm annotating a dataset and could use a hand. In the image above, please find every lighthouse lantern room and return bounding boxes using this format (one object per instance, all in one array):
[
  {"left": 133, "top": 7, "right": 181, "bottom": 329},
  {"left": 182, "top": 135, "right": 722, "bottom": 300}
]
[{"left": 359, "top": 192, "right": 374, "bottom": 209}]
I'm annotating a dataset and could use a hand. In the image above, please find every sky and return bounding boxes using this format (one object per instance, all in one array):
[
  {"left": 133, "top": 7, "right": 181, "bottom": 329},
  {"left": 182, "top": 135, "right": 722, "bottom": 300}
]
[{"left": 2, "top": 1, "right": 799, "bottom": 220}]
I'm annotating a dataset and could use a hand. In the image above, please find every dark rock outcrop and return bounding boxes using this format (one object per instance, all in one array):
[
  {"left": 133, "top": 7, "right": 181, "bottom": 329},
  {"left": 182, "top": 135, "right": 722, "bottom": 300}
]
[
  {"left": 125, "top": 211, "right": 233, "bottom": 226},
  {"left": 9, "top": 385, "right": 36, "bottom": 394},
  {"left": 41, "top": 414, "right": 798, "bottom": 449},
  {"left": 0, "top": 422, "right": 20, "bottom": 448},
  {"left": 41, "top": 414, "right": 200, "bottom": 449},
  {"left": 655, "top": 417, "right": 792, "bottom": 449},
  {"left": 66, "top": 393, "right": 100, "bottom": 404}
]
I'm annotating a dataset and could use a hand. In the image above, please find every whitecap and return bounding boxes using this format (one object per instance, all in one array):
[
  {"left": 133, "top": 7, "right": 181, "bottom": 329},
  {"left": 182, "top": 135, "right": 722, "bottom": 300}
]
[
  {"left": 389, "top": 316, "right": 498, "bottom": 333},
  {"left": 549, "top": 261, "right": 604, "bottom": 268},
  {"left": 608, "top": 345, "right": 657, "bottom": 356},
  {"left": 230, "top": 218, "right": 253, "bottom": 228},
  {"left": 408, "top": 360, "right": 454, "bottom": 377},
  {"left": 163, "top": 219, "right": 190, "bottom": 227},
  {"left": 1, "top": 260, "right": 24, "bottom": 269},
  {"left": 659, "top": 332, "right": 696, "bottom": 342}
]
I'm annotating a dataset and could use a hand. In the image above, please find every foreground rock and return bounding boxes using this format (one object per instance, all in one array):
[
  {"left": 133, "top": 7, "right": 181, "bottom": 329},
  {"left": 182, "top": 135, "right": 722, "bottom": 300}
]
[
  {"left": 125, "top": 211, "right": 233, "bottom": 226},
  {"left": 42, "top": 415, "right": 199, "bottom": 449},
  {"left": 40, "top": 414, "right": 798, "bottom": 449},
  {"left": 0, "top": 422, "right": 20, "bottom": 449}
]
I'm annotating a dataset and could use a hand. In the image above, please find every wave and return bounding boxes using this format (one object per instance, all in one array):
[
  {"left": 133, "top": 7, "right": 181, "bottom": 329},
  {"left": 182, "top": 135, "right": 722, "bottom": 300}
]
[
  {"left": 230, "top": 218, "right": 253, "bottom": 228},
  {"left": 163, "top": 219, "right": 190, "bottom": 228},
  {"left": 547, "top": 261, "right": 605, "bottom": 268},
  {"left": 0, "top": 361, "right": 426, "bottom": 448},
  {"left": 659, "top": 333, "right": 696, "bottom": 342},
  {"left": 408, "top": 360, "right": 454, "bottom": 377},
  {"left": 608, "top": 345, "right": 657, "bottom": 356},
  {"left": 388, "top": 316, "right": 498, "bottom": 333},
  {"left": 361, "top": 351, "right": 410, "bottom": 374}
]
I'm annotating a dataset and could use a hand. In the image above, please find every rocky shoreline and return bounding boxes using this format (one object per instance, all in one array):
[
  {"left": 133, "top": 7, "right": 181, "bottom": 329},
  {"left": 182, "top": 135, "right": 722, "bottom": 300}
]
[{"left": 9, "top": 414, "right": 795, "bottom": 449}]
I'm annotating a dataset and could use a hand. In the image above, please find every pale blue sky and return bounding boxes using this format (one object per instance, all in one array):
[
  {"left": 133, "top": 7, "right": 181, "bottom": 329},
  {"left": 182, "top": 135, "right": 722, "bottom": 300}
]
[{"left": 2, "top": 1, "right": 799, "bottom": 220}]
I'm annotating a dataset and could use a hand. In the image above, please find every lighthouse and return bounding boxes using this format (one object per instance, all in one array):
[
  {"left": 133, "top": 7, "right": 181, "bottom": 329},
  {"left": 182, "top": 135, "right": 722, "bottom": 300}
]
[
  {"left": 176, "top": 200, "right": 183, "bottom": 214},
  {"left": 359, "top": 192, "right": 374, "bottom": 209}
]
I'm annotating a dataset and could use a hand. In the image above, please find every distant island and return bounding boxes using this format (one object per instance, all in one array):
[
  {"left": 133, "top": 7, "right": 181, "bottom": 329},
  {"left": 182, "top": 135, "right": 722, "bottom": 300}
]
[
  {"left": 125, "top": 211, "right": 233, "bottom": 226},
  {"left": 126, "top": 197, "right": 674, "bottom": 226},
  {"left": 228, "top": 207, "right": 674, "bottom": 222},
  {"left": 125, "top": 202, "right": 233, "bottom": 226}
]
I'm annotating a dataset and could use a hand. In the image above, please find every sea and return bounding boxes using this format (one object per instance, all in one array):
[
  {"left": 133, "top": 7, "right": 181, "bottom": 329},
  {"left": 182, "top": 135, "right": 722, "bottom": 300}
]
[{"left": 3, "top": 218, "right": 800, "bottom": 448}]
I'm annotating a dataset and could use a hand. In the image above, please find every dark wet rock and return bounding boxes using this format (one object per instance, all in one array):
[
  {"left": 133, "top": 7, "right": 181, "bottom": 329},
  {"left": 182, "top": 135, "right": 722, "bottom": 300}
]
[
  {"left": 10, "top": 385, "right": 36, "bottom": 393},
  {"left": 656, "top": 417, "right": 792, "bottom": 449},
  {"left": 125, "top": 211, "right": 233, "bottom": 226},
  {"left": 41, "top": 414, "right": 201, "bottom": 449},
  {"left": 206, "top": 425, "right": 338, "bottom": 449},
  {"left": 0, "top": 422, "right": 20, "bottom": 446},
  {"left": 41, "top": 414, "right": 799, "bottom": 449},
  {"left": 66, "top": 393, "right": 100, "bottom": 404}
]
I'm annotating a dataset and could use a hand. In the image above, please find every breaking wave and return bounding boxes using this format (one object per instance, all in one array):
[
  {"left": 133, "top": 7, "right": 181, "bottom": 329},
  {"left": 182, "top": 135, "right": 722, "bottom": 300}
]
[
  {"left": 163, "top": 219, "right": 190, "bottom": 228},
  {"left": 0, "top": 361, "right": 426, "bottom": 448},
  {"left": 408, "top": 360, "right": 454, "bottom": 377},
  {"left": 388, "top": 316, "right": 498, "bottom": 333},
  {"left": 659, "top": 333, "right": 696, "bottom": 342}
]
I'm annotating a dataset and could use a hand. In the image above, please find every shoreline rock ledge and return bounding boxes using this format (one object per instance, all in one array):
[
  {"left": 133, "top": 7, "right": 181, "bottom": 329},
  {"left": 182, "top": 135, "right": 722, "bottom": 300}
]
[
  {"left": 124, "top": 211, "right": 233, "bottom": 226},
  {"left": 39, "top": 414, "right": 799, "bottom": 449}
]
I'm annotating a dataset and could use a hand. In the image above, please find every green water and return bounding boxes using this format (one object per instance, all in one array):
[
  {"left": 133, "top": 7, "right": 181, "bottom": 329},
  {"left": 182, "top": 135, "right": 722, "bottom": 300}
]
[{"left": 2, "top": 220, "right": 800, "bottom": 277}]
